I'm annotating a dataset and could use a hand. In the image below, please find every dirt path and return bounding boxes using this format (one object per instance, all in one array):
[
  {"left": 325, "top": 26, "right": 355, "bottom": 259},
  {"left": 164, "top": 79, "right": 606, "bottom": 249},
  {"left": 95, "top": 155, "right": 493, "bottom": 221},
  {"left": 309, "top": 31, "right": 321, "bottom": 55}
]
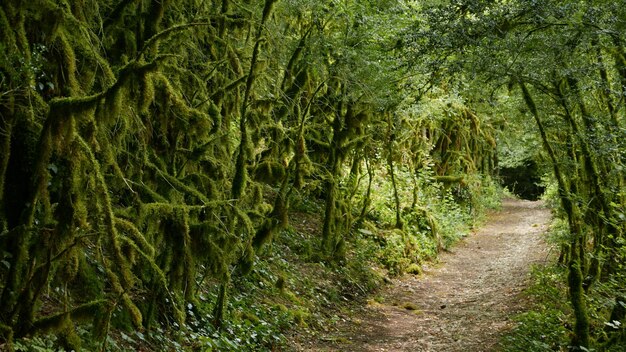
[{"left": 295, "top": 198, "right": 552, "bottom": 352}]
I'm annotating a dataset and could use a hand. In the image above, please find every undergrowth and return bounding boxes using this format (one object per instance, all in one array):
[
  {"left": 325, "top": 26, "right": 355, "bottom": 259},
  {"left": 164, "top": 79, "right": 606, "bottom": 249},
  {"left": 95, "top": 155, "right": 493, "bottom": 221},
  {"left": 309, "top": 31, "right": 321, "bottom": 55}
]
[
  {"left": 500, "top": 264, "right": 571, "bottom": 351},
  {"left": 501, "top": 216, "right": 626, "bottom": 352},
  {"left": 9, "top": 174, "right": 502, "bottom": 351}
]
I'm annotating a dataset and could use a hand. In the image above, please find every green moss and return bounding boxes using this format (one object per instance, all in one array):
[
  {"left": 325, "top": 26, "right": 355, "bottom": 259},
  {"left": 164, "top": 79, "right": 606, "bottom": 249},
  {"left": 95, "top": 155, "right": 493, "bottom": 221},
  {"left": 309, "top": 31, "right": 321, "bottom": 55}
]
[
  {"left": 254, "top": 161, "right": 286, "bottom": 184},
  {"left": 240, "top": 311, "right": 260, "bottom": 324},
  {"left": 252, "top": 221, "right": 276, "bottom": 250},
  {"left": 333, "top": 237, "right": 346, "bottom": 261},
  {"left": 261, "top": 0, "right": 278, "bottom": 23},
  {"left": 58, "top": 250, "right": 80, "bottom": 283},
  {"left": 29, "top": 300, "right": 105, "bottom": 335},
  {"left": 122, "top": 293, "right": 143, "bottom": 328},
  {"left": 402, "top": 302, "right": 419, "bottom": 311},
  {"left": 238, "top": 243, "right": 255, "bottom": 275},
  {"left": 275, "top": 274, "right": 286, "bottom": 291},
  {"left": 289, "top": 308, "right": 309, "bottom": 327},
  {"left": 228, "top": 46, "right": 243, "bottom": 75},
  {"left": 146, "top": 161, "right": 211, "bottom": 203},
  {"left": 56, "top": 30, "right": 81, "bottom": 95},
  {"left": 72, "top": 254, "right": 105, "bottom": 301},
  {"left": 406, "top": 263, "right": 422, "bottom": 275},
  {"left": 58, "top": 319, "right": 81, "bottom": 351},
  {"left": 115, "top": 217, "right": 155, "bottom": 257}
]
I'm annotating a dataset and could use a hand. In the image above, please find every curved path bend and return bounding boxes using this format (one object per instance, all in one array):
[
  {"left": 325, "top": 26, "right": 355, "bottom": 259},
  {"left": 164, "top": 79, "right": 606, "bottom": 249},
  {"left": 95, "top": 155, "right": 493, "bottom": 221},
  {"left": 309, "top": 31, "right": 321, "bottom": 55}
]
[{"left": 296, "top": 198, "right": 552, "bottom": 352}]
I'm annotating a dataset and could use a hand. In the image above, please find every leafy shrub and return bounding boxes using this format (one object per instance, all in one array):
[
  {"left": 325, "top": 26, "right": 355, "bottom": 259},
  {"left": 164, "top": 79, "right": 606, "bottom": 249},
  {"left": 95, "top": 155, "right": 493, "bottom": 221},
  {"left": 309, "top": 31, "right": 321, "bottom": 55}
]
[
  {"left": 502, "top": 310, "right": 569, "bottom": 352},
  {"left": 501, "top": 266, "right": 571, "bottom": 351}
]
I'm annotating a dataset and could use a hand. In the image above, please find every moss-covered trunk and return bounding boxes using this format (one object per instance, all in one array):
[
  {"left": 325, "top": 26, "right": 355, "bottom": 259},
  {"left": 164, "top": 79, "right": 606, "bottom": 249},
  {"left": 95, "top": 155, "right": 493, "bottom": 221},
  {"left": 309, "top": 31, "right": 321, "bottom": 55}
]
[{"left": 520, "top": 81, "right": 591, "bottom": 349}]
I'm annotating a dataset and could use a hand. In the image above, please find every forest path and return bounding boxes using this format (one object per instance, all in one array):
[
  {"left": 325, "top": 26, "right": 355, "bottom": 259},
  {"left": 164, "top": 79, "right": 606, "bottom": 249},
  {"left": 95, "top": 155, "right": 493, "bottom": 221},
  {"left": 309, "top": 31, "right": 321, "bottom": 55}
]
[{"left": 295, "top": 198, "right": 552, "bottom": 352}]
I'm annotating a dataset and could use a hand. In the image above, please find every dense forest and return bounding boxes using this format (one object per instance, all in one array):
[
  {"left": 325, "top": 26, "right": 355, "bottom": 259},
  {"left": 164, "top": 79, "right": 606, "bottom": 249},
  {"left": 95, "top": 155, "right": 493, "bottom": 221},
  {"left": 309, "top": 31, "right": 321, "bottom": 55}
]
[{"left": 0, "top": 0, "right": 624, "bottom": 351}]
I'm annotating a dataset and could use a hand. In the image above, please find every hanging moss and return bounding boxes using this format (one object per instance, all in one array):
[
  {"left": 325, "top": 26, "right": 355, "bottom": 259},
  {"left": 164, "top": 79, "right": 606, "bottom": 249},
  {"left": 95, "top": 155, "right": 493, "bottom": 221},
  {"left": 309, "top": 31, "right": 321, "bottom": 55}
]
[
  {"left": 251, "top": 219, "right": 277, "bottom": 250},
  {"left": 238, "top": 242, "right": 255, "bottom": 275},
  {"left": 28, "top": 300, "right": 105, "bottom": 335},
  {"left": 115, "top": 218, "right": 155, "bottom": 257},
  {"left": 121, "top": 292, "right": 143, "bottom": 328},
  {"left": 55, "top": 29, "right": 82, "bottom": 95},
  {"left": 0, "top": 7, "right": 12, "bottom": 42},
  {"left": 146, "top": 161, "right": 210, "bottom": 204},
  {"left": 231, "top": 147, "right": 248, "bottom": 199},
  {"left": 57, "top": 249, "right": 80, "bottom": 283},
  {"left": 70, "top": 253, "right": 104, "bottom": 302},
  {"left": 75, "top": 136, "right": 143, "bottom": 327},
  {"left": 189, "top": 222, "right": 229, "bottom": 275},
  {"left": 254, "top": 160, "right": 286, "bottom": 184},
  {"left": 228, "top": 46, "right": 243, "bottom": 75},
  {"left": 57, "top": 318, "right": 81, "bottom": 351}
]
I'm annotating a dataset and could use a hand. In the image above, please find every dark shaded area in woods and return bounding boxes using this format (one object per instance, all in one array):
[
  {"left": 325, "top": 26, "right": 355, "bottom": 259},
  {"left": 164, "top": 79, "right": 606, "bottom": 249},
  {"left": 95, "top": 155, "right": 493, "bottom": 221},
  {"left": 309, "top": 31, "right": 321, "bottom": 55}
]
[{"left": 498, "top": 159, "right": 545, "bottom": 200}]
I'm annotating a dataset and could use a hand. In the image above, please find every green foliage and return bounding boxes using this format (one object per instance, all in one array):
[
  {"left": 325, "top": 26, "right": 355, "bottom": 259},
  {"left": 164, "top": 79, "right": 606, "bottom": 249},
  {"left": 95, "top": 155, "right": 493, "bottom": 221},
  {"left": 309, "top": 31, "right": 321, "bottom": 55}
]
[
  {"left": 501, "top": 265, "right": 571, "bottom": 351},
  {"left": 13, "top": 336, "right": 57, "bottom": 352},
  {"left": 503, "top": 310, "right": 570, "bottom": 352}
]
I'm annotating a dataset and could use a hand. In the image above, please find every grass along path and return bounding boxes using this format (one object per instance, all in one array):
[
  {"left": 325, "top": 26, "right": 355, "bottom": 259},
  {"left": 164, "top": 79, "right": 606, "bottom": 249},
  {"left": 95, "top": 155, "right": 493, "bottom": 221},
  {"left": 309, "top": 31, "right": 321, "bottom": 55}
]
[{"left": 293, "top": 198, "right": 553, "bottom": 351}]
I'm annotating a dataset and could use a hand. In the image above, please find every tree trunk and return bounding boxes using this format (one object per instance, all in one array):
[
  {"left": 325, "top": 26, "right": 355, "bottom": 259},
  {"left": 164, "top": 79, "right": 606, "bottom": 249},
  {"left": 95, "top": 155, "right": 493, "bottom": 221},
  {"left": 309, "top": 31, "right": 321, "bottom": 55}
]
[{"left": 520, "top": 81, "right": 591, "bottom": 348}]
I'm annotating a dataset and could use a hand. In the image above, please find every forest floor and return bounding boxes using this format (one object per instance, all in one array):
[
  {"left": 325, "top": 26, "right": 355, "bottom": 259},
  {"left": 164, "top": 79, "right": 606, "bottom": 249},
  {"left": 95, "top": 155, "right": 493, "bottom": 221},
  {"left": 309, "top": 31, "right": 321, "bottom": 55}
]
[{"left": 290, "top": 198, "right": 553, "bottom": 351}]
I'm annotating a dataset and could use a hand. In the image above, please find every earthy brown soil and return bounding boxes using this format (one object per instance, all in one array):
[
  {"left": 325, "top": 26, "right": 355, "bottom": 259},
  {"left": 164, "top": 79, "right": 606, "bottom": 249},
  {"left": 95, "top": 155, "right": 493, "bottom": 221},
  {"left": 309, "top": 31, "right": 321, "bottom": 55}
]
[{"left": 291, "top": 198, "right": 553, "bottom": 352}]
